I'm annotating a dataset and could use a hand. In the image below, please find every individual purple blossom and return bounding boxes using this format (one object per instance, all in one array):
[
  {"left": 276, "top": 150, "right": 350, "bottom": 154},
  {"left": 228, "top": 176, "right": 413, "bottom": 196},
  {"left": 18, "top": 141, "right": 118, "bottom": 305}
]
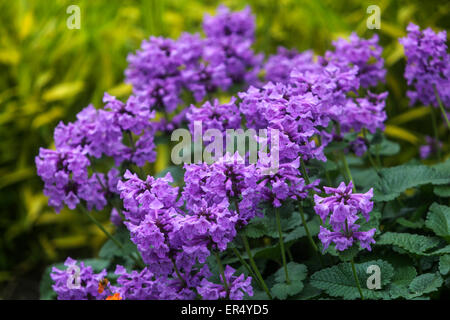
[
  {"left": 399, "top": 23, "right": 450, "bottom": 108},
  {"left": 198, "top": 265, "right": 253, "bottom": 300},
  {"left": 347, "top": 137, "right": 368, "bottom": 157},
  {"left": 51, "top": 257, "right": 110, "bottom": 300},
  {"left": 420, "top": 136, "right": 443, "bottom": 159},
  {"left": 314, "top": 181, "right": 376, "bottom": 252}
]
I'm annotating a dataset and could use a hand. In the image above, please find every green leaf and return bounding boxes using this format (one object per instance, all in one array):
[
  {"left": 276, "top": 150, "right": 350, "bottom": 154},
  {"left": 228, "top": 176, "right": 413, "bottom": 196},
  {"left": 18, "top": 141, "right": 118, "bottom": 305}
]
[
  {"left": 376, "top": 232, "right": 440, "bottom": 256},
  {"left": 40, "top": 262, "right": 64, "bottom": 300},
  {"left": 373, "top": 160, "right": 450, "bottom": 201},
  {"left": 439, "top": 255, "right": 450, "bottom": 275},
  {"left": 369, "top": 138, "right": 400, "bottom": 156},
  {"left": 310, "top": 260, "right": 394, "bottom": 299},
  {"left": 271, "top": 262, "right": 307, "bottom": 299},
  {"left": 396, "top": 217, "right": 424, "bottom": 229},
  {"left": 389, "top": 265, "right": 419, "bottom": 299},
  {"left": 434, "top": 186, "right": 450, "bottom": 197},
  {"left": 409, "top": 273, "right": 443, "bottom": 295},
  {"left": 425, "top": 203, "right": 450, "bottom": 238}
]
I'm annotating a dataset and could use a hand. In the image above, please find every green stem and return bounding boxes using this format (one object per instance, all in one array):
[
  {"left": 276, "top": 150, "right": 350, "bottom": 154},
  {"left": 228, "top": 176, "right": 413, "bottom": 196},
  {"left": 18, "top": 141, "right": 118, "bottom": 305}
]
[
  {"left": 350, "top": 258, "right": 364, "bottom": 300},
  {"left": 298, "top": 204, "right": 324, "bottom": 266},
  {"left": 241, "top": 234, "right": 272, "bottom": 299},
  {"left": 275, "top": 207, "right": 290, "bottom": 284},
  {"left": 341, "top": 153, "right": 356, "bottom": 192},
  {"left": 335, "top": 122, "right": 356, "bottom": 191},
  {"left": 79, "top": 203, "right": 124, "bottom": 250},
  {"left": 434, "top": 84, "right": 450, "bottom": 129},
  {"left": 170, "top": 257, "right": 187, "bottom": 287},
  {"left": 78, "top": 203, "right": 145, "bottom": 268},
  {"left": 126, "top": 130, "right": 145, "bottom": 178},
  {"left": 429, "top": 104, "right": 442, "bottom": 161},
  {"left": 231, "top": 247, "right": 257, "bottom": 283},
  {"left": 214, "top": 252, "right": 229, "bottom": 294},
  {"left": 299, "top": 158, "right": 311, "bottom": 185}
]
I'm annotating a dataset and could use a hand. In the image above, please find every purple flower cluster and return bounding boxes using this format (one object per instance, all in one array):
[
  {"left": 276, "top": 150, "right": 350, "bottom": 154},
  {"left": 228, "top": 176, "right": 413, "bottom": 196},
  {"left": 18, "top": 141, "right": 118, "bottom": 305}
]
[
  {"left": 117, "top": 168, "right": 253, "bottom": 299},
  {"left": 187, "top": 97, "right": 242, "bottom": 134},
  {"left": 399, "top": 23, "right": 450, "bottom": 108},
  {"left": 36, "top": 93, "right": 156, "bottom": 212},
  {"left": 35, "top": 147, "right": 108, "bottom": 212},
  {"left": 114, "top": 265, "right": 209, "bottom": 300},
  {"left": 203, "top": 5, "right": 263, "bottom": 86},
  {"left": 198, "top": 265, "right": 253, "bottom": 300},
  {"left": 125, "top": 5, "right": 262, "bottom": 115},
  {"left": 264, "top": 47, "right": 316, "bottom": 84},
  {"left": 323, "top": 33, "right": 386, "bottom": 88},
  {"left": 51, "top": 257, "right": 112, "bottom": 300},
  {"left": 314, "top": 181, "right": 376, "bottom": 252},
  {"left": 183, "top": 152, "right": 261, "bottom": 224}
]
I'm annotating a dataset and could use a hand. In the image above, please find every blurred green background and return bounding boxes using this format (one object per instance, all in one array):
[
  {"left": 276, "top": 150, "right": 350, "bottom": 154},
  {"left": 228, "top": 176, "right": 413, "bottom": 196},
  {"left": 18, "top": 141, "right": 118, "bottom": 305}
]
[{"left": 0, "top": 0, "right": 449, "bottom": 299}]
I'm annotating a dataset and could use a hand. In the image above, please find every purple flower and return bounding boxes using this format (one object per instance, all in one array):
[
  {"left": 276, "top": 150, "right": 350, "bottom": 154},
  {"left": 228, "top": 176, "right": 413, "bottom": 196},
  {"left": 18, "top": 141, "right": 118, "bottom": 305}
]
[
  {"left": 399, "top": 23, "right": 450, "bottom": 108},
  {"left": 53, "top": 94, "right": 156, "bottom": 167},
  {"left": 323, "top": 33, "right": 386, "bottom": 88},
  {"left": 203, "top": 5, "right": 263, "bottom": 86},
  {"left": 187, "top": 97, "right": 241, "bottom": 134},
  {"left": 265, "top": 47, "right": 315, "bottom": 84},
  {"left": 183, "top": 153, "right": 261, "bottom": 224},
  {"left": 35, "top": 147, "right": 106, "bottom": 212},
  {"left": 347, "top": 137, "right": 368, "bottom": 157},
  {"left": 125, "top": 36, "right": 184, "bottom": 113},
  {"left": 51, "top": 257, "right": 110, "bottom": 300},
  {"left": 420, "top": 136, "right": 443, "bottom": 159},
  {"left": 198, "top": 265, "right": 253, "bottom": 300},
  {"left": 314, "top": 181, "right": 376, "bottom": 252}
]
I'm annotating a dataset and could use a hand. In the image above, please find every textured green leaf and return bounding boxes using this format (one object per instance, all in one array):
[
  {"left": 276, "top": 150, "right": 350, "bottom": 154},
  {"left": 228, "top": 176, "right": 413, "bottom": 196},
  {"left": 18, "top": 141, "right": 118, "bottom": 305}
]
[
  {"left": 376, "top": 232, "right": 440, "bottom": 255},
  {"left": 396, "top": 217, "right": 424, "bottom": 229},
  {"left": 272, "top": 281, "right": 304, "bottom": 300},
  {"left": 310, "top": 260, "right": 394, "bottom": 299},
  {"left": 389, "top": 265, "right": 418, "bottom": 299},
  {"left": 374, "top": 160, "right": 450, "bottom": 201},
  {"left": 439, "top": 255, "right": 450, "bottom": 275},
  {"left": 426, "top": 203, "right": 450, "bottom": 238},
  {"left": 409, "top": 273, "right": 443, "bottom": 295},
  {"left": 271, "top": 262, "right": 307, "bottom": 299}
]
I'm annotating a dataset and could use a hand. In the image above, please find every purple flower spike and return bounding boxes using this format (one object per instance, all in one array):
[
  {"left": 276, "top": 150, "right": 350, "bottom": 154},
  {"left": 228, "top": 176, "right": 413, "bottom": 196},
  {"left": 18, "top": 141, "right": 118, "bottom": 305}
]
[
  {"left": 314, "top": 181, "right": 376, "bottom": 252},
  {"left": 399, "top": 23, "right": 450, "bottom": 108}
]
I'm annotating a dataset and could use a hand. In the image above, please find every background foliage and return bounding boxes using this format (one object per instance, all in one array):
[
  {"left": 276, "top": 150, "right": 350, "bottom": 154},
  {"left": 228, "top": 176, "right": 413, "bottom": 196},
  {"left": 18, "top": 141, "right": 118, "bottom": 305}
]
[{"left": 0, "top": 0, "right": 449, "bottom": 299}]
